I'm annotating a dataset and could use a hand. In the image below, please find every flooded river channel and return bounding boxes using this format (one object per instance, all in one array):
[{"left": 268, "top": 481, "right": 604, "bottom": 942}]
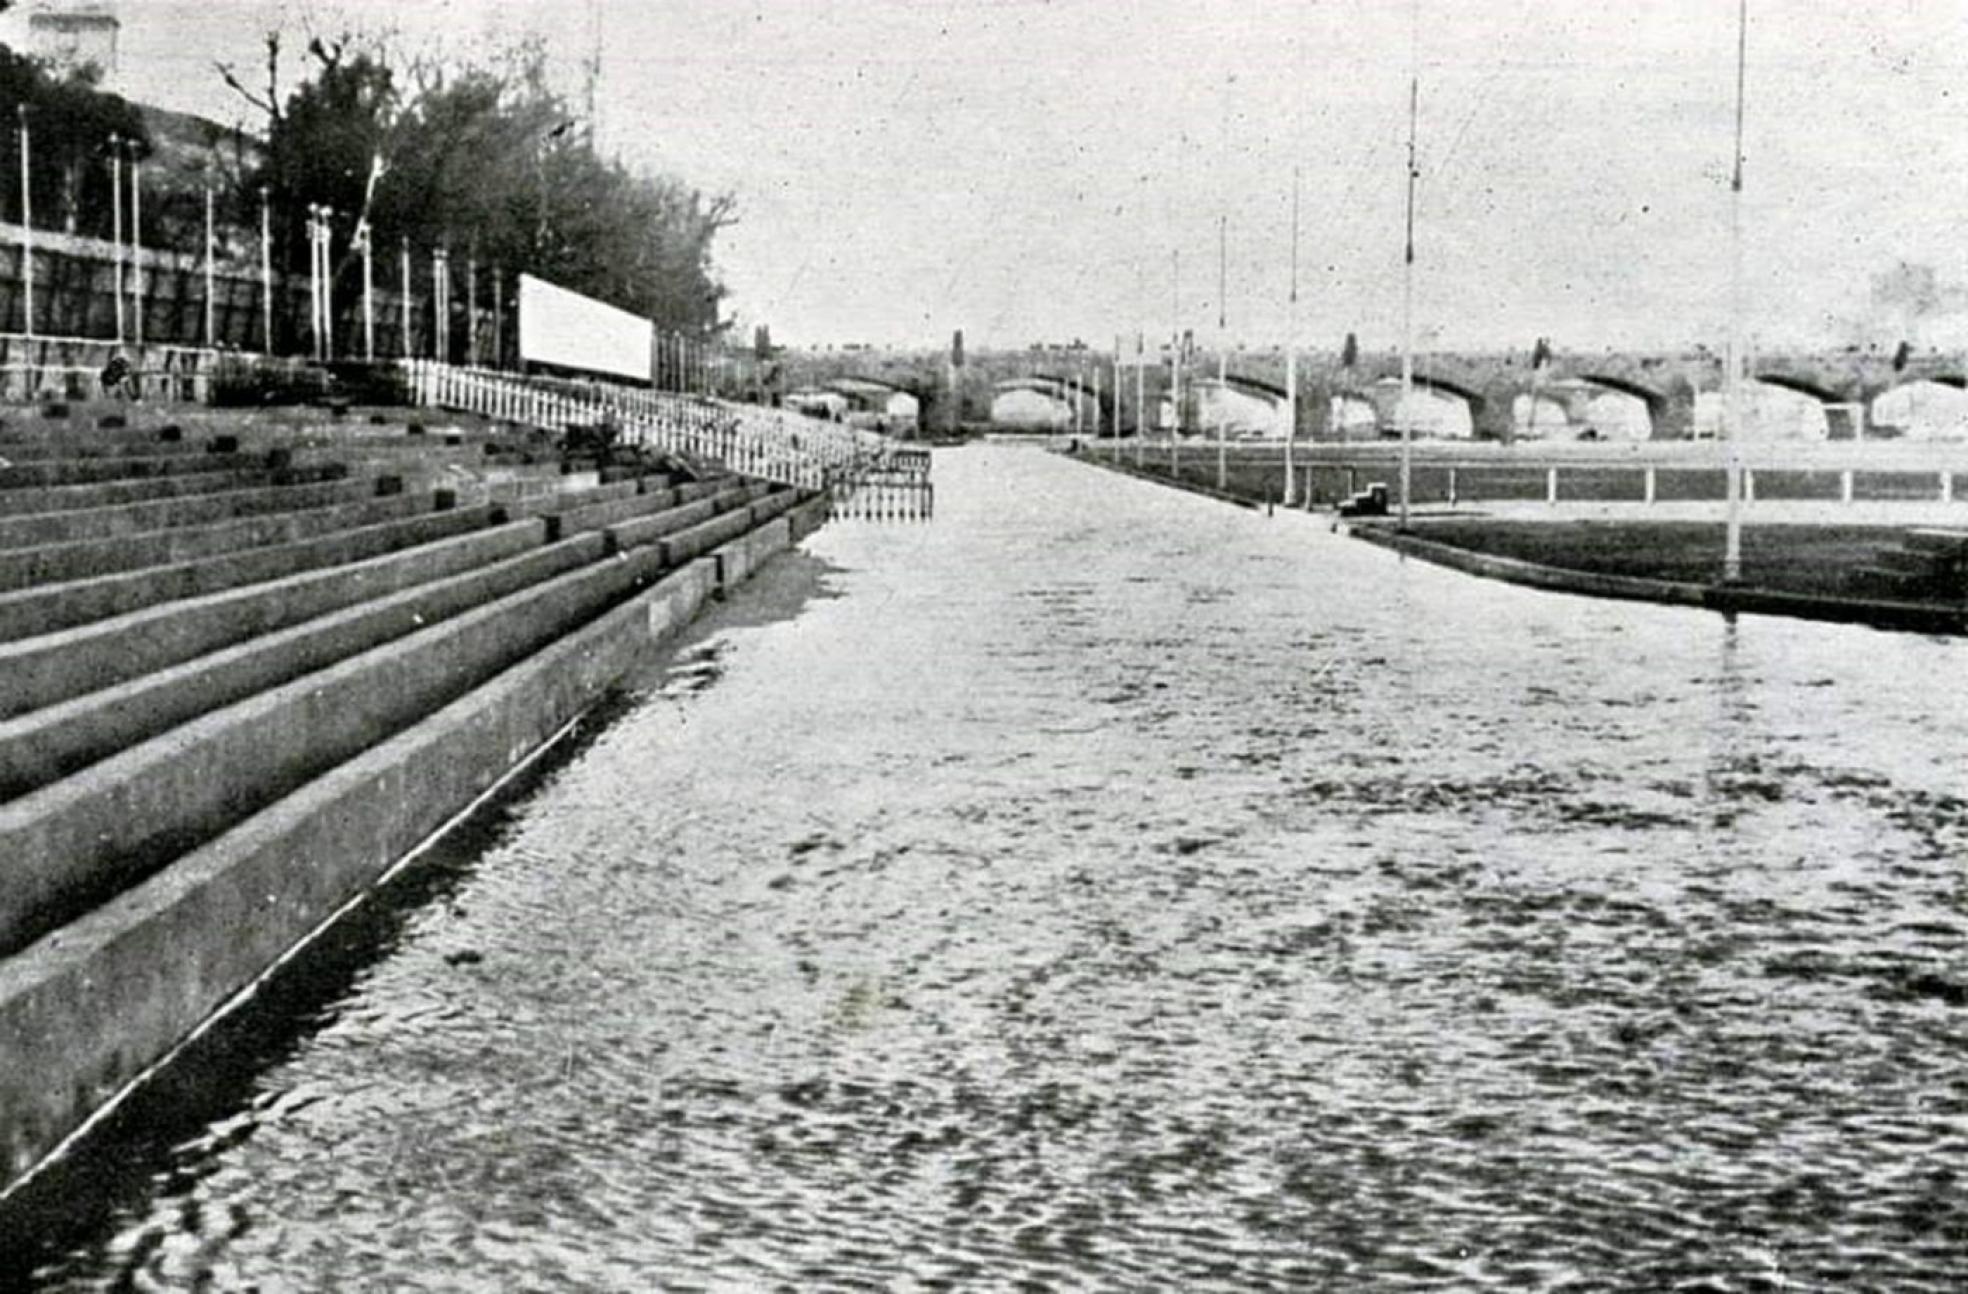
[{"left": 9, "top": 444, "right": 1968, "bottom": 1290}]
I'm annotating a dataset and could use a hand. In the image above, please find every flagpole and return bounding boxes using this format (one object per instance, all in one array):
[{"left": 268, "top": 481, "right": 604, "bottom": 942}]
[
  {"left": 399, "top": 236, "right": 411, "bottom": 359},
  {"left": 307, "top": 205, "right": 321, "bottom": 358},
  {"left": 1285, "top": 165, "right": 1300, "bottom": 506},
  {"left": 321, "top": 208, "right": 334, "bottom": 361},
  {"left": 1093, "top": 360, "right": 1103, "bottom": 456},
  {"left": 1111, "top": 333, "right": 1122, "bottom": 461},
  {"left": 17, "top": 107, "right": 31, "bottom": 341},
  {"left": 1135, "top": 259, "right": 1147, "bottom": 468},
  {"left": 130, "top": 148, "right": 143, "bottom": 347},
  {"left": 110, "top": 134, "right": 124, "bottom": 343},
  {"left": 259, "top": 187, "right": 272, "bottom": 354},
  {"left": 361, "top": 221, "right": 375, "bottom": 361},
  {"left": 1722, "top": 0, "right": 1748, "bottom": 582},
  {"left": 466, "top": 244, "right": 478, "bottom": 366},
  {"left": 1526, "top": 338, "right": 1541, "bottom": 442},
  {"left": 1170, "top": 249, "right": 1181, "bottom": 476},
  {"left": 1217, "top": 211, "right": 1228, "bottom": 492},
  {"left": 204, "top": 184, "right": 216, "bottom": 347},
  {"left": 1399, "top": 0, "right": 1420, "bottom": 529},
  {"left": 432, "top": 245, "right": 446, "bottom": 362},
  {"left": 1135, "top": 328, "right": 1146, "bottom": 468}
]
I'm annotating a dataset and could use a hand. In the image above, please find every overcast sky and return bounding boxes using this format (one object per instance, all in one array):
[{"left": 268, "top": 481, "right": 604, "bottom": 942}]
[{"left": 13, "top": 0, "right": 1967, "bottom": 351}]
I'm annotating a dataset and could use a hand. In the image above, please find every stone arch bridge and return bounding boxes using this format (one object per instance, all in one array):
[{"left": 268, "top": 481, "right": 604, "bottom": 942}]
[{"left": 779, "top": 345, "right": 1967, "bottom": 440}]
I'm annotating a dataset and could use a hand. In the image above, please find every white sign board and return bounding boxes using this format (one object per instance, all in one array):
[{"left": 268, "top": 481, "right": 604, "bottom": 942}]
[{"left": 517, "top": 273, "right": 653, "bottom": 383}]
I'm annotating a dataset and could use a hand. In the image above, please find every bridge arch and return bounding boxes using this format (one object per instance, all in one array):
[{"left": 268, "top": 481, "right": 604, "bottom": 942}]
[
  {"left": 1193, "top": 373, "right": 1292, "bottom": 437},
  {"left": 1869, "top": 376, "right": 1968, "bottom": 441},
  {"left": 990, "top": 376, "right": 1100, "bottom": 431},
  {"left": 1512, "top": 375, "right": 1655, "bottom": 440},
  {"left": 826, "top": 376, "right": 923, "bottom": 433},
  {"left": 1363, "top": 374, "right": 1480, "bottom": 439},
  {"left": 1693, "top": 374, "right": 1848, "bottom": 440}
]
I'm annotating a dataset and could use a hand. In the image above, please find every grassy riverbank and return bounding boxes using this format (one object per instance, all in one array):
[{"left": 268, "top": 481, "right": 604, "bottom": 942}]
[{"left": 1399, "top": 520, "right": 1912, "bottom": 600}]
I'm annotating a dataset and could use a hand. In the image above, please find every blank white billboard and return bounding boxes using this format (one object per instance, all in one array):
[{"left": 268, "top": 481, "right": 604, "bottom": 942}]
[{"left": 517, "top": 274, "right": 653, "bottom": 383}]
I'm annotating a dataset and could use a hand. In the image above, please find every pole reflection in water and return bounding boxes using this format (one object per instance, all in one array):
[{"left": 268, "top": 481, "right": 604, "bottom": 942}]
[{"left": 10, "top": 445, "right": 1967, "bottom": 1292}]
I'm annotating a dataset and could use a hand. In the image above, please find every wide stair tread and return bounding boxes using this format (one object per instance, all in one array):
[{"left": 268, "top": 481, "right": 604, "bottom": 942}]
[{"left": 0, "top": 482, "right": 796, "bottom": 959}]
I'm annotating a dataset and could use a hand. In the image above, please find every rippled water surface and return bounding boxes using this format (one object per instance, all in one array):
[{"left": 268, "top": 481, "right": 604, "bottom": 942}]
[{"left": 13, "top": 444, "right": 1968, "bottom": 1291}]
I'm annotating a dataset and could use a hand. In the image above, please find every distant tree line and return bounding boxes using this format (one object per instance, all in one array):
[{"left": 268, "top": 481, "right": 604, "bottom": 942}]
[
  {"left": 219, "top": 32, "right": 734, "bottom": 336},
  {"left": 0, "top": 15, "right": 734, "bottom": 340}
]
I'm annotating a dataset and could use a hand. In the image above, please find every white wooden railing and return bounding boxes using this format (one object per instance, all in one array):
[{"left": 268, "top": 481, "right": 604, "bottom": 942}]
[{"left": 402, "top": 358, "right": 899, "bottom": 491}]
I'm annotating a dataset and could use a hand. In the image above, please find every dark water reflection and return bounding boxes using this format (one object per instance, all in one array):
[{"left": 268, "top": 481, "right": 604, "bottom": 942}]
[{"left": 13, "top": 445, "right": 1968, "bottom": 1291}]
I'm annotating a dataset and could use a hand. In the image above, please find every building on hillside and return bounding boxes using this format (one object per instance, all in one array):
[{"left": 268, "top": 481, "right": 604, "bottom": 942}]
[{"left": 27, "top": 0, "right": 119, "bottom": 82}]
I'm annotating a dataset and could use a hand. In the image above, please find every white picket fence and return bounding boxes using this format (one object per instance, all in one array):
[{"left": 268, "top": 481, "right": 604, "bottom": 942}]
[{"left": 402, "top": 358, "right": 897, "bottom": 491}]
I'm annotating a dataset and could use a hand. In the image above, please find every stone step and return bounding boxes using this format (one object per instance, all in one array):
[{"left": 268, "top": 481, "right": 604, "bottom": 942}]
[
  {"left": 0, "top": 433, "right": 215, "bottom": 462},
  {"left": 0, "top": 474, "right": 383, "bottom": 550},
  {"left": 0, "top": 489, "right": 436, "bottom": 593},
  {"left": 0, "top": 525, "right": 601, "bottom": 801},
  {"left": 0, "top": 450, "right": 257, "bottom": 490},
  {"left": 0, "top": 462, "right": 345, "bottom": 517},
  {"left": 0, "top": 553, "right": 728, "bottom": 1197},
  {"left": 0, "top": 515, "right": 550, "bottom": 721},
  {"left": 0, "top": 524, "right": 685, "bottom": 958},
  {"left": 0, "top": 499, "right": 492, "bottom": 643}
]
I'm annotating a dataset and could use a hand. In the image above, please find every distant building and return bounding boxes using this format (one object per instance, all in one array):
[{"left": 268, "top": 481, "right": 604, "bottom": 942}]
[{"left": 28, "top": 0, "right": 119, "bottom": 82}]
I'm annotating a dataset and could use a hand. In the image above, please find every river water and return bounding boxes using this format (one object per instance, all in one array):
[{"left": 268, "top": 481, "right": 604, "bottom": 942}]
[{"left": 9, "top": 444, "right": 1968, "bottom": 1291}]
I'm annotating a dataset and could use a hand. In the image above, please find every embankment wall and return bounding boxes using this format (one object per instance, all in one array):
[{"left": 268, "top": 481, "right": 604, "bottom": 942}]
[{"left": 0, "top": 490, "right": 831, "bottom": 1191}]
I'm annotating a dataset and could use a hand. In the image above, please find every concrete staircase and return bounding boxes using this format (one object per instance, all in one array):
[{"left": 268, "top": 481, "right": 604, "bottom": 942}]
[{"left": 0, "top": 402, "right": 828, "bottom": 1191}]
